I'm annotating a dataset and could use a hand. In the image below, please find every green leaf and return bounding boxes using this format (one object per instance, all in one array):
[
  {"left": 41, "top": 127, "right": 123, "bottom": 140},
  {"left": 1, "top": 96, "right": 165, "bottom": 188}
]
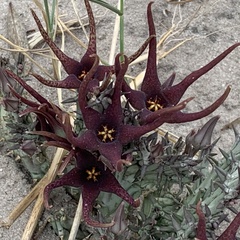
[{"left": 142, "top": 195, "right": 153, "bottom": 218}]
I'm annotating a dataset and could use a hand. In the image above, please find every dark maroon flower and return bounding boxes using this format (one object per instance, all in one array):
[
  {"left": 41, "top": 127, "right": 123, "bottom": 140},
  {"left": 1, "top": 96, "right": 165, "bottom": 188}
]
[
  {"left": 6, "top": 54, "right": 188, "bottom": 172},
  {"left": 5, "top": 69, "right": 69, "bottom": 146},
  {"left": 123, "top": 2, "right": 238, "bottom": 124},
  {"left": 196, "top": 201, "right": 240, "bottom": 240},
  {"left": 44, "top": 149, "right": 140, "bottom": 227},
  {"left": 60, "top": 54, "right": 192, "bottom": 171},
  {"left": 30, "top": 0, "right": 153, "bottom": 89}
]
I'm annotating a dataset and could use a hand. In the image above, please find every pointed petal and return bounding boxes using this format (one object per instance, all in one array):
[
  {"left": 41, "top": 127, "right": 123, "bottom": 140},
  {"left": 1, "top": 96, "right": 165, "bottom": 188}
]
[
  {"left": 128, "top": 35, "right": 155, "bottom": 64},
  {"left": 83, "top": 0, "right": 97, "bottom": 56},
  {"left": 32, "top": 73, "right": 81, "bottom": 89},
  {"left": 82, "top": 188, "right": 114, "bottom": 227},
  {"left": 43, "top": 168, "right": 83, "bottom": 209},
  {"left": 8, "top": 84, "right": 39, "bottom": 107},
  {"left": 19, "top": 103, "right": 65, "bottom": 136},
  {"left": 164, "top": 43, "right": 240, "bottom": 105},
  {"left": 74, "top": 0, "right": 97, "bottom": 72},
  {"left": 142, "top": 97, "right": 194, "bottom": 124},
  {"left": 98, "top": 168, "right": 140, "bottom": 208},
  {"left": 218, "top": 212, "right": 240, "bottom": 240},
  {"left": 196, "top": 201, "right": 207, "bottom": 240},
  {"left": 78, "top": 55, "right": 102, "bottom": 129},
  {"left": 58, "top": 111, "right": 79, "bottom": 145},
  {"left": 44, "top": 140, "right": 72, "bottom": 151},
  {"left": 30, "top": 130, "right": 69, "bottom": 144},
  {"left": 141, "top": 2, "right": 162, "bottom": 96},
  {"left": 119, "top": 99, "right": 190, "bottom": 144},
  {"left": 105, "top": 55, "right": 128, "bottom": 124},
  {"left": 30, "top": 9, "right": 81, "bottom": 75},
  {"left": 167, "top": 86, "right": 231, "bottom": 123},
  {"left": 122, "top": 80, "right": 146, "bottom": 110},
  {"left": 58, "top": 150, "right": 75, "bottom": 174},
  {"left": 6, "top": 69, "right": 49, "bottom": 105}
]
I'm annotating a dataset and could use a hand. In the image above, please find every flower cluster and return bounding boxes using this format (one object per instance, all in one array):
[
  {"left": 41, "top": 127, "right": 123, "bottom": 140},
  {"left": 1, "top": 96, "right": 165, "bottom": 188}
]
[{"left": 2, "top": 0, "right": 240, "bottom": 237}]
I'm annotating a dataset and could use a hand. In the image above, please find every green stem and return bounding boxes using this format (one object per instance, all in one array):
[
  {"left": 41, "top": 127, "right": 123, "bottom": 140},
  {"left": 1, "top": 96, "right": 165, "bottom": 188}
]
[
  {"left": 119, "top": 0, "right": 124, "bottom": 60},
  {"left": 43, "top": 0, "right": 57, "bottom": 39},
  {"left": 89, "top": 0, "right": 122, "bottom": 16},
  {"left": 43, "top": 0, "right": 51, "bottom": 33},
  {"left": 50, "top": 0, "right": 57, "bottom": 38}
]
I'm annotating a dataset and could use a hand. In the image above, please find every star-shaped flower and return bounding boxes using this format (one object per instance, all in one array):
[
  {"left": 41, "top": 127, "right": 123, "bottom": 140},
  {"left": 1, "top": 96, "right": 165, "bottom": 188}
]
[
  {"left": 123, "top": 2, "right": 238, "bottom": 124},
  {"left": 59, "top": 53, "right": 192, "bottom": 171},
  {"left": 196, "top": 201, "right": 240, "bottom": 240},
  {"left": 44, "top": 149, "right": 140, "bottom": 227},
  {"left": 30, "top": 0, "right": 153, "bottom": 90}
]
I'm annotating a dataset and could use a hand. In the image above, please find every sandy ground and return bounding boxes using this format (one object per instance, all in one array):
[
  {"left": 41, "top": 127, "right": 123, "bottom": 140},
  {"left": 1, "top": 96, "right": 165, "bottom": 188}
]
[{"left": 0, "top": 0, "right": 240, "bottom": 239}]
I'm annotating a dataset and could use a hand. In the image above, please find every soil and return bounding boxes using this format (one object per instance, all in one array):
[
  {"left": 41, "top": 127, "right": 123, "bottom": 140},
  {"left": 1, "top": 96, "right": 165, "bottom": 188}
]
[{"left": 0, "top": 0, "right": 240, "bottom": 239}]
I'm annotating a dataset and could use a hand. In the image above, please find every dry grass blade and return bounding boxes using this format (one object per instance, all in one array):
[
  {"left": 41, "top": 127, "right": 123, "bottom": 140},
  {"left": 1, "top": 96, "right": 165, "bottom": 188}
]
[
  {"left": 21, "top": 185, "right": 45, "bottom": 240},
  {"left": 108, "top": 0, "right": 121, "bottom": 65},
  {"left": 21, "top": 148, "right": 65, "bottom": 240},
  {"left": 7, "top": 3, "right": 29, "bottom": 60},
  {"left": 0, "top": 34, "right": 55, "bottom": 79},
  {"left": 68, "top": 194, "right": 83, "bottom": 240},
  {"left": 29, "top": 15, "right": 90, "bottom": 50},
  {"left": 55, "top": 19, "right": 65, "bottom": 107},
  {"left": 158, "top": 128, "right": 179, "bottom": 143},
  {"left": 6, "top": 2, "right": 32, "bottom": 76},
  {"left": 0, "top": 177, "right": 45, "bottom": 228},
  {"left": 0, "top": 148, "right": 65, "bottom": 232},
  {"left": 71, "top": 0, "right": 89, "bottom": 41},
  {"left": 57, "top": 17, "right": 87, "bottom": 49}
]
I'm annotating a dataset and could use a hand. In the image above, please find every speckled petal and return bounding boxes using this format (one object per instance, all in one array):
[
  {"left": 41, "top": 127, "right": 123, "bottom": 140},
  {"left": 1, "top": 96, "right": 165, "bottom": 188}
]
[
  {"left": 30, "top": 9, "right": 81, "bottom": 76},
  {"left": 196, "top": 201, "right": 207, "bottom": 240},
  {"left": 82, "top": 188, "right": 115, "bottom": 228},
  {"left": 43, "top": 167, "right": 83, "bottom": 209},
  {"left": 6, "top": 69, "right": 49, "bottom": 105},
  {"left": 218, "top": 212, "right": 240, "bottom": 240},
  {"left": 166, "top": 86, "right": 231, "bottom": 123},
  {"left": 163, "top": 43, "right": 240, "bottom": 105},
  {"left": 32, "top": 73, "right": 81, "bottom": 89}
]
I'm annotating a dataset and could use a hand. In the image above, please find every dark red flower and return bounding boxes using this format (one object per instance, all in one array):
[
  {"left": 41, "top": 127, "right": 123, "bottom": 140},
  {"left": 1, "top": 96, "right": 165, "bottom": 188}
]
[
  {"left": 5, "top": 69, "right": 69, "bottom": 147},
  {"left": 30, "top": 0, "right": 153, "bottom": 89},
  {"left": 123, "top": 2, "right": 238, "bottom": 124},
  {"left": 6, "top": 52, "right": 190, "bottom": 172},
  {"left": 44, "top": 149, "right": 140, "bottom": 227},
  {"left": 60, "top": 54, "right": 191, "bottom": 171}
]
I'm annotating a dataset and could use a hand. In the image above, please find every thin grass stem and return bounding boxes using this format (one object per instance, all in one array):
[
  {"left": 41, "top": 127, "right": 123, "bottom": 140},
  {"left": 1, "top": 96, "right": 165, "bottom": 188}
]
[
  {"left": 68, "top": 194, "right": 83, "bottom": 240},
  {"left": 119, "top": 0, "right": 124, "bottom": 60}
]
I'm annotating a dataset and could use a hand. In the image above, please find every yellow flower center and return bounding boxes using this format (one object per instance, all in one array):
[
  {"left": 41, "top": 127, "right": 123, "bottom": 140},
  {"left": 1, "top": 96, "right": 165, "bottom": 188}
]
[
  {"left": 86, "top": 167, "right": 101, "bottom": 182},
  {"left": 78, "top": 70, "right": 87, "bottom": 80},
  {"left": 98, "top": 125, "right": 115, "bottom": 142},
  {"left": 147, "top": 97, "right": 163, "bottom": 111}
]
